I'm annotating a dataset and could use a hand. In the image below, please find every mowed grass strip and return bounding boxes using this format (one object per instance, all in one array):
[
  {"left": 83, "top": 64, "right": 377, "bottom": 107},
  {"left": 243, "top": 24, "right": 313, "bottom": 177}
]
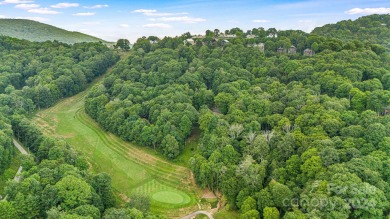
[
  {"left": 74, "top": 109, "right": 191, "bottom": 188},
  {"left": 33, "top": 76, "right": 199, "bottom": 215}
]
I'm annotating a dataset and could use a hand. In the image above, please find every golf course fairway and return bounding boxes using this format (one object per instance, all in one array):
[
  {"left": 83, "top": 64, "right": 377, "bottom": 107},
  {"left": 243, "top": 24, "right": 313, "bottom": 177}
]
[{"left": 33, "top": 68, "right": 200, "bottom": 217}]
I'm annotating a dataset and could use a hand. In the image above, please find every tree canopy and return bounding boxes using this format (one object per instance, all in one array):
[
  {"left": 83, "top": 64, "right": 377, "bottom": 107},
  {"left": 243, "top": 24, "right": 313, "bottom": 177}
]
[{"left": 85, "top": 14, "right": 390, "bottom": 218}]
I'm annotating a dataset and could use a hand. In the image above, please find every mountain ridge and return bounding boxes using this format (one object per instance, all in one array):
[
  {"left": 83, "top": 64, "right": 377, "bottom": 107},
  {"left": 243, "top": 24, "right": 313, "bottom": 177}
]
[{"left": 0, "top": 18, "right": 108, "bottom": 44}]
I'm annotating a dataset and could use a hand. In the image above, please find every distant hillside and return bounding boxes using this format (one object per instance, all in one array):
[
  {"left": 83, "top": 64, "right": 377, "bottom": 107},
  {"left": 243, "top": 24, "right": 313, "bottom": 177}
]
[
  {"left": 0, "top": 19, "right": 106, "bottom": 44},
  {"left": 312, "top": 14, "right": 390, "bottom": 49}
]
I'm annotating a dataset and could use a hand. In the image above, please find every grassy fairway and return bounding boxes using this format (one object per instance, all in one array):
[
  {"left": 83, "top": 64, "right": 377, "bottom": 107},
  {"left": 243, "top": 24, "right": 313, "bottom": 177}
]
[{"left": 33, "top": 73, "right": 200, "bottom": 217}]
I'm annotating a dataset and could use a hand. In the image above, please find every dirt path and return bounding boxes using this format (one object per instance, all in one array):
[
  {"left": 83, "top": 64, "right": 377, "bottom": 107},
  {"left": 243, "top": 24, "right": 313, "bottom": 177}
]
[
  {"left": 2, "top": 139, "right": 28, "bottom": 200},
  {"left": 12, "top": 139, "right": 28, "bottom": 183},
  {"left": 13, "top": 139, "right": 28, "bottom": 155}
]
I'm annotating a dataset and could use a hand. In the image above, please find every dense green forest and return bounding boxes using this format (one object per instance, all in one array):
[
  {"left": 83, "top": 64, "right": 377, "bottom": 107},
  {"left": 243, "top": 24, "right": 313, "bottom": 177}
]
[
  {"left": 0, "top": 36, "right": 163, "bottom": 218},
  {"left": 86, "top": 14, "right": 390, "bottom": 218},
  {"left": 0, "top": 36, "right": 116, "bottom": 175},
  {"left": 312, "top": 14, "right": 390, "bottom": 50},
  {"left": 0, "top": 14, "right": 389, "bottom": 218},
  {"left": 0, "top": 19, "right": 106, "bottom": 44}
]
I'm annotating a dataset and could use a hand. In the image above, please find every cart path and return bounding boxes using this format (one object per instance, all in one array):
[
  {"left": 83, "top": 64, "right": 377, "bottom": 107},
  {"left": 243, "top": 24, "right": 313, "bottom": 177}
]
[
  {"left": 12, "top": 139, "right": 28, "bottom": 182},
  {"left": 180, "top": 211, "right": 213, "bottom": 219},
  {"left": 13, "top": 139, "right": 28, "bottom": 155}
]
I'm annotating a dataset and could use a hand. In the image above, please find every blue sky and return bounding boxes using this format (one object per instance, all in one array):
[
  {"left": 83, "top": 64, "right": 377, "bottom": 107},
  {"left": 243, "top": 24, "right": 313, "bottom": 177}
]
[{"left": 0, "top": 0, "right": 389, "bottom": 42}]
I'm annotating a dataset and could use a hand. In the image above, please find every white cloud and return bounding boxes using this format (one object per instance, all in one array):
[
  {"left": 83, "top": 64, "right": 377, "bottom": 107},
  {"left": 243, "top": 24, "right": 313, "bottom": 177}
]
[
  {"left": 0, "top": 0, "right": 33, "bottom": 4},
  {"left": 0, "top": 15, "right": 49, "bottom": 22},
  {"left": 17, "top": 16, "right": 48, "bottom": 22},
  {"left": 73, "top": 12, "right": 95, "bottom": 16},
  {"left": 143, "top": 23, "right": 171, "bottom": 28},
  {"left": 133, "top": 9, "right": 156, "bottom": 13},
  {"left": 345, "top": 7, "right": 390, "bottom": 15},
  {"left": 132, "top": 9, "right": 188, "bottom": 17},
  {"left": 51, "top": 2, "right": 79, "bottom": 8},
  {"left": 134, "top": 9, "right": 204, "bottom": 25},
  {"left": 157, "top": 16, "right": 206, "bottom": 24},
  {"left": 15, "top": 3, "right": 39, "bottom": 9},
  {"left": 84, "top": 4, "right": 108, "bottom": 9},
  {"left": 253, "top": 19, "right": 271, "bottom": 23},
  {"left": 28, "top": 8, "right": 61, "bottom": 14},
  {"left": 120, "top": 24, "right": 129, "bottom": 28},
  {"left": 143, "top": 12, "right": 187, "bottom": 17}
]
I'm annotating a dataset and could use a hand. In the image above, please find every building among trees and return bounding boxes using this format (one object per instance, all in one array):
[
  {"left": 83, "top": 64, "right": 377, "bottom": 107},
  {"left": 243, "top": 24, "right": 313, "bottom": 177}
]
[
  {"left": 183, "top": 38, "right": 195, "bottom": 46},
  {"left": 304, "top": 48, "right": 315, "bottom": 56},
  {"left": 288, "top": 45, "right": 297, "bottom": 54},
  {"left": 248, "top": 43, "right": 265, "bottom": 52},
  {"left": 277, "top": 47, "right": 285, "bottom": 54}
]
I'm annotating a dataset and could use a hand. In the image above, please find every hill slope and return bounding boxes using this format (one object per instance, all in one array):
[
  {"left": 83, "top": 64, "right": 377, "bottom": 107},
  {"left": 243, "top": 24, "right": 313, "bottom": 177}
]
[
  {"left": 311, "top": 14, "right": 390, "bottom": 49},
  {"left": 0, "top": 19, "right": 106, "bottom": 44}
]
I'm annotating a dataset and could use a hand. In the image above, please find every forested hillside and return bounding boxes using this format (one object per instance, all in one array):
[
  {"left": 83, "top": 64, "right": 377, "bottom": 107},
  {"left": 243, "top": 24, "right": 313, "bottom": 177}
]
[
  {"left": 0, "top": 36, "right": 117, "bottom": 175},
  {"left": 0, "top": 36, "right": 160, "bottom": 218},
  {"left": 312, "top": 14, "right": 390, "bottom": 50},
  {"left": 86, "top": 15, "right": 390, "bottom": 218},
  {"left": 0, "top": 19, "right": 106, "bottom": 44}
]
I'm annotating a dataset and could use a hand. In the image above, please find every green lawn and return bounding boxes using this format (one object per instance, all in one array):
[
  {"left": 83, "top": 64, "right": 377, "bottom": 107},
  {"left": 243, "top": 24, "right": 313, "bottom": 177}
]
[
  {"left": 33, "top": 76, "right": 201, "bottom": 217},
  {"left": 175, "top": 127, "right": 201, "bottom": 166},
  {"left": 0, "top": 153, "right": 21, "bottom": 196},
  {"left": 214, "top": 207, "right": 240, "bottom": 219}
]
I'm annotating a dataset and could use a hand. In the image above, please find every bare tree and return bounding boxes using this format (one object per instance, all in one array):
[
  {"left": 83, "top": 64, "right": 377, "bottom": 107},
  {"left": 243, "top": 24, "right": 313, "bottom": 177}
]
[
  {"left": 229, "top": 124, "right": 244, "bottom": 139},
  {"left": 262, "top": 130, "right": 274, "bottom": 144},
  {"left": 245, "top": 131, "right": 257, "bottom": 146}
]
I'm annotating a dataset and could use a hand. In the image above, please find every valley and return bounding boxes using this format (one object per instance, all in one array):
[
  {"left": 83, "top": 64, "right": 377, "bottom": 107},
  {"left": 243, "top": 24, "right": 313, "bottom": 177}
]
[
  {"left": 33, "top": 62, "right": 202, "bottom": 217},
  {"left": 0, "top": 11, "right": 388, "bottom": 219}
]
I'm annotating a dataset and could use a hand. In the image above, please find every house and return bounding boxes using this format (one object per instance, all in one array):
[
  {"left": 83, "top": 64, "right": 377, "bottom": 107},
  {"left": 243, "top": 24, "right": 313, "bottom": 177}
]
[
  {"left": 192, "top": 35, "right": 205, "bottom": 39},
  {"left": 150, "top": 40, "right": 158, "bottom": 45},
  {"left": 221, "top": 40, "right": 229, "bottom": 46},
  {"left": 183, "top": 38, "right": 195, "bottom": 46},
  {"left": 246, "top": 34, "right": 257, "bottom": 39},
  {"left": 385, "top": 106, "right": 390, "bottom": 115},
  {"left": 267, "top": 33, "right": 278, "bottom": 38},
  {"left": 288, "top": 45, "right": 297, "bottom": 54},
  {"left": 219, "top": 34, "right": 236, "bottom": 39},
  {"left": 303, "top": 48, "right": 315, "bottom": 56},
  {"left": 202, "top": 38, "right": 218, "bottom": 46},
  {"left": 277, "top": 47, "right": 285, "bottom": 54},
  {"left": 225, "top": 34, "right": 237, "bottom": 38},
  {"left": 248, "top": 43, "right": 264, "bottom": 52}
]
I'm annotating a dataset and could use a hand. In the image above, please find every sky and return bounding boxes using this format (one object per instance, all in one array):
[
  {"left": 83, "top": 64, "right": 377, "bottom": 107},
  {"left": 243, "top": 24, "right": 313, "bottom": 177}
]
[{"left": 0, "top": 0, "right": 389, "bottom": 42}]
